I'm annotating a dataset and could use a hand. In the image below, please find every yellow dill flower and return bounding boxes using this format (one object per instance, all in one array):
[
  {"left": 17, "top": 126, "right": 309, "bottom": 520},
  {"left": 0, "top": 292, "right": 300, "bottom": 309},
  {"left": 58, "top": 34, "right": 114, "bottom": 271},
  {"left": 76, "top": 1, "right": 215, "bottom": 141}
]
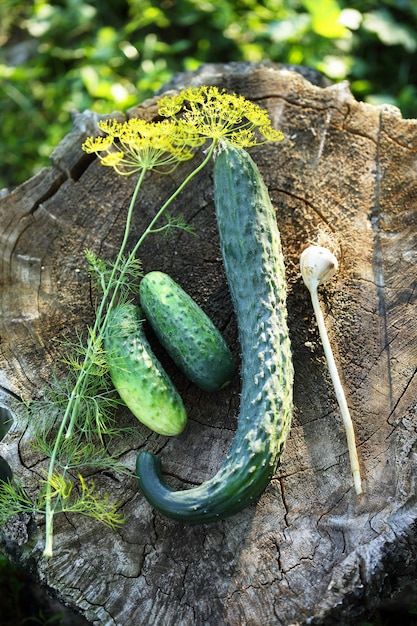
[
  {"left": 82, "top": 118, "right": 195, "bottom": 175},
  {"left": 158, "top": 85, "right": 284, "bottom": 147}
]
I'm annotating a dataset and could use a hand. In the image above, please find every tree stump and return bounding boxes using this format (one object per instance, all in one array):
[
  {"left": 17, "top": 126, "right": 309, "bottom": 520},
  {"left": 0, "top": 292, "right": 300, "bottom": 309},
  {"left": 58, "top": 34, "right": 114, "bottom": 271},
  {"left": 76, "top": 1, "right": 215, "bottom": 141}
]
[{"left": 1, "top": 62, "right": 417, "bottom": 626}]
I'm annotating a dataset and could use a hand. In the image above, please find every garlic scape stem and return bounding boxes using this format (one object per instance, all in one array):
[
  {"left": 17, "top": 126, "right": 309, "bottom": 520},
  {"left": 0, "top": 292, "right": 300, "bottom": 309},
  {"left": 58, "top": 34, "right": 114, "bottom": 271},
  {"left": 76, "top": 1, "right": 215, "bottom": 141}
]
[{"left": 300, "top": 245, "right": 362, "bottom": 496}]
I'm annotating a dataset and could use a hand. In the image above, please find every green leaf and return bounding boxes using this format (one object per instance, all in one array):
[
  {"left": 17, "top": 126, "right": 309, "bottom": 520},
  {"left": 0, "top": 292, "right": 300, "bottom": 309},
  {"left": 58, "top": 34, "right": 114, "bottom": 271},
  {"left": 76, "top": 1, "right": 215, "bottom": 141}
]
[
  {"left": 301, "top": 0, "right": 349, "bottom": 38},
  {"left": 363, "top": 9, "right": 417, "bottom": 52}
]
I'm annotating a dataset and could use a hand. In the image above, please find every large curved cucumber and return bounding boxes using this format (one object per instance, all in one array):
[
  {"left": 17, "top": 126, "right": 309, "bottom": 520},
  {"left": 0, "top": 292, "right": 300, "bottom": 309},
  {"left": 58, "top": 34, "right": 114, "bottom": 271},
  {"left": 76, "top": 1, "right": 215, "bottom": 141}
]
[{"left": 136, "top": 141, "right": 293, "bottom": 521}]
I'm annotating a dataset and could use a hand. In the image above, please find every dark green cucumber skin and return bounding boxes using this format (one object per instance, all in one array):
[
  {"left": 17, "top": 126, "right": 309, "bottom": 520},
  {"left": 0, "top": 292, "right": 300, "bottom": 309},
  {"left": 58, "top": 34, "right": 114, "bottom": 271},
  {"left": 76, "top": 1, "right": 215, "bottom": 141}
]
[
  {"left": 136, "top": 141, "right": 293, "bottom": 522},
  {"left": 105, "top": 303, "right": 187, "bottom": 436},
  {"left": 139, "top": 271, "right": 236, "bottom": 392}
]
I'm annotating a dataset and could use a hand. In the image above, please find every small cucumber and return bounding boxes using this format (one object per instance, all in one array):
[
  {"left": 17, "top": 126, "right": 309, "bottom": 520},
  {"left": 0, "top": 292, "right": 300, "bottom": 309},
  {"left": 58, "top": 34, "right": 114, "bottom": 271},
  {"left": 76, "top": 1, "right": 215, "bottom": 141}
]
[
  {"left": 105, "top": 302, "right": 187, "bottom": 436},
  {"left": 139, "top": 271, "right": 236, "bottom": 392},
  {"left": 136, "top": 141, "right": 293, "bottom": 521}
]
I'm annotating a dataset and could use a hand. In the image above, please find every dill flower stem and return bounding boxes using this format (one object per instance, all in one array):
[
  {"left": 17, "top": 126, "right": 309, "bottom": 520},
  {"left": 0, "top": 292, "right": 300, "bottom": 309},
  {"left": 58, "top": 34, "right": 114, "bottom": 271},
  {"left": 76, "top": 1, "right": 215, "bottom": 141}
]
[
  {"left": 43, "top": 140, "right": 216, "bottom": 557},
  {"left": 43, "top": 167, "right": 148, "bottom": 557},
  {"left": 89, "top": 166, "right": 148, "bottom": 337},
  {"left": 64, "top": 166, "right": 148, "bottom": 440},
  {"left": 124, "top": 140, "right": 216, "bottom": 266}
]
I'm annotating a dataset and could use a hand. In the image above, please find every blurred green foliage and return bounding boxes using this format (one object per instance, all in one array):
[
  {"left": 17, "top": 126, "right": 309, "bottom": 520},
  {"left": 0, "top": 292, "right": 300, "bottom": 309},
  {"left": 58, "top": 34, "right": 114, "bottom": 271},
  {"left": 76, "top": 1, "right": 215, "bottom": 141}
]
[{"left": 1, "top": 0, "right": 416, "bottom": 189}]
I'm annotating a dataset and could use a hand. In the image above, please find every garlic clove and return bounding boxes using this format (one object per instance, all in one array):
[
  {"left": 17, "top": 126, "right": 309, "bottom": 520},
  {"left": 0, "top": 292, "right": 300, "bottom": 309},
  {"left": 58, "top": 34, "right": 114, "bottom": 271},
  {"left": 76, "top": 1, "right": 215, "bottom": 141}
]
[{"left": 300, "top": 245, "right": 338, "bottom": 291}]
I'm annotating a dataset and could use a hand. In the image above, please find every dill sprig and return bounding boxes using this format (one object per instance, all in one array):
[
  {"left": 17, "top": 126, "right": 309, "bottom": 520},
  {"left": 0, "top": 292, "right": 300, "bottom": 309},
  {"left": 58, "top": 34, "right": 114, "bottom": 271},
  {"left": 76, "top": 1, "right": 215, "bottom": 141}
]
[
  {"left": 42, "top": 112, "right": 216, "bottom": 557},
  {"left": 0, "top": 473, "right": 125, "bottom": 531}
]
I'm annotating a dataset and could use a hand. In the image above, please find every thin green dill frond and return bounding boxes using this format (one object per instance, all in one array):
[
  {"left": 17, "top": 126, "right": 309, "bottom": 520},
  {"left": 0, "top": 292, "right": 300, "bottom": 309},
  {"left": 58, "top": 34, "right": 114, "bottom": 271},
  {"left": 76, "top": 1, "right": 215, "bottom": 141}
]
[
  {"left": 39, "top": 436, "right": 131, "bottom": 475},
  {"left": 107, "top": 255, "right": 143, "bottom": 300},
  {"left": 60, "top": 330, "right": 107, "bottom": 378},
  {"left": 25, "top": 354, "right": 126, "bottom": 455},
  {"left": 75, "top": 389, "right": 125, "bottom": 443},
  {"left": 151, "top": 212, "right": 197, "bottom": 239},
  {"left": 39, "top": 472, "right": 126, "bottom": 529},
  {"left": 85, "top": 248, "right": 109, "bottom": 293},
  {"left": 22, "top": 377, "right": 67, "bottom": 443},
  {"left": 0, "top": 480, "right": 36, "bottom": 525},
  {"left": 86, "top": 249, "right": 142, "bottom": 298}
]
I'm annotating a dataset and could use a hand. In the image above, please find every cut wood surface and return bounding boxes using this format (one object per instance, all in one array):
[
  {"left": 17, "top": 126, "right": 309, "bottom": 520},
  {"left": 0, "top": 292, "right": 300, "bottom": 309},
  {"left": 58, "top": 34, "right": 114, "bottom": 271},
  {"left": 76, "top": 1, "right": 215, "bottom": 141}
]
[{"left": 1, "top": 62, "right": 417, "bottom": 625}]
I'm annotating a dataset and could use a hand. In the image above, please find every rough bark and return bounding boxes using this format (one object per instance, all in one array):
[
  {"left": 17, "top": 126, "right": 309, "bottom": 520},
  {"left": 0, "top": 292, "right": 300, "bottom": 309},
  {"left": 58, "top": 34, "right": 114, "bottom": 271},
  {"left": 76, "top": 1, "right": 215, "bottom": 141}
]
[{"left": 1, "top": 61, "right": 417, "bottom": 626}]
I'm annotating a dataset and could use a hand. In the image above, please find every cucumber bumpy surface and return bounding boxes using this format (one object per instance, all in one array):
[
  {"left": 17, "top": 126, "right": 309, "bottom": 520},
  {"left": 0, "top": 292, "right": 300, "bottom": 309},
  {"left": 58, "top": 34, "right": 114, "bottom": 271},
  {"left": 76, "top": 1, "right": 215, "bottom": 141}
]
[
  {"left": 136, "top": 141, "right": 293, "bottom": 522},
  {"left": 139, "top": 271, "right": 236, "bottom": 392},
  {"left": 105, "top": 302, "right": 187, "bottom": 436}
]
